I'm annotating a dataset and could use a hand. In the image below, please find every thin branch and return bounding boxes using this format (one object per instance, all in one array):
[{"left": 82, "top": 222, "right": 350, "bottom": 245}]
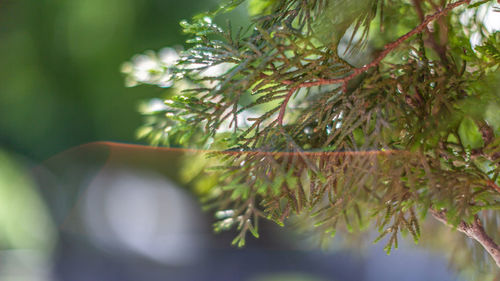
[
  {"left": 278, "top": 87, "right": 297, "bottom": 126},
  {"left": 430, "top": 209, "right": 500, "bottom": 268},
  {"left": 413, "top": 0, "right": 451, "bottom": 66},
  {"left": 293, "top": 0, "right": 470, "bottom": 90},
  {"left": 412, "top": 0, "right": 426, "bottom": 21},
  {"left": 487, "top": 180, "right": 500, "bottom": 194}
]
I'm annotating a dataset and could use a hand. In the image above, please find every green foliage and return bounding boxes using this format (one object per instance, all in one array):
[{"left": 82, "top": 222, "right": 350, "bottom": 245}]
[
  {"left": 476, "top": 32, "right": 500, "bottom": 66},
  {"left": 123, "top": 0, "right": 500, "bottom": 271},
  {"left": 459, "top": 117, "right": 484, "bottom": 149},
  {"left": 248, "top": 0, "right": 279, "bottom": 16}
]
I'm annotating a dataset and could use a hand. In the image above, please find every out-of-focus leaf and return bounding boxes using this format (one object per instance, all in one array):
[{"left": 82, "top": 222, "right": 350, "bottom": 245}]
[
  {"left": 248, "top": 0, "right": 278, "bottom": 16},
  {"left": 458, "top": 117, "right": 484, "bottom": 149}
]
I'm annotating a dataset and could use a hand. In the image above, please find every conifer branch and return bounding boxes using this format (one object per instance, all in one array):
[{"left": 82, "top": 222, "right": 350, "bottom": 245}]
[
  {"left": 412, "top": 0, "right": 450, "bottom": 65},
  {"left": 431, "top": 210, "right": 500, "bottom": 268},
  {"left": 487, "top": 180, "right": 500, "bottom": 194},
  {"left": 290, "top": 0, "right": 470, "bottom": 90},
  {"left": 278, "top": 87, "right": 297, "bottom": 126},
  {"left": 125, "top": 0, "right": 500, "bottom": 270}
]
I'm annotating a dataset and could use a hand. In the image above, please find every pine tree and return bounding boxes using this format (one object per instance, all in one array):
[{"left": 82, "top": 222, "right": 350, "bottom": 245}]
[{"left": 122, "top": 0, "right": 500, "bottom": 272}]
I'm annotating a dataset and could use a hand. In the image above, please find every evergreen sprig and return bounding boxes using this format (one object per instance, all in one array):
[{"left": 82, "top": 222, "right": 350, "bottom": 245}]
[{"left": 123, "top": 0, "right": 500, "bottom": 272}]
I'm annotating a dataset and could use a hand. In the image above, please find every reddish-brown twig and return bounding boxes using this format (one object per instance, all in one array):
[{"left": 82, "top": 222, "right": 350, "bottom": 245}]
[
  {"left": 431, "top": 210, "right": 500, "bottom": 268},
  {"left": 272, "top": 0, "right": 470, "bottom": 128},
  {"left": 487, "top": 180, "right": 500, "bottom": 194},
  {"left": 277, "top": 87, "right": 297, "bottom": 126},
  {"left": 293, "top": 0, "right": 470, "bottom": 90},
  {"left": 267, "top": 1, "right": 470, "bottom": 127}
]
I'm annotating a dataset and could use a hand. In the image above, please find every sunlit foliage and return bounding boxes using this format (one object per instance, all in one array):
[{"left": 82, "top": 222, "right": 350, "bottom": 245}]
[{"left": 123, "top": 0, "right": 500, "bottom": 273}]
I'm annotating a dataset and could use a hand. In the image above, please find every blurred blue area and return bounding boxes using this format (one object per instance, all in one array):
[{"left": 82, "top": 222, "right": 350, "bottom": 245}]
[{"left": 27, "top": 143, "right": 463, "bottom": 281}]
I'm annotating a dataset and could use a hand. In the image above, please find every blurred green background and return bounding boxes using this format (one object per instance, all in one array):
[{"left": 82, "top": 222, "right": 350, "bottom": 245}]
[
  {"left": 0, "top": 1, "right": 218, "bottom": 277},
  {"left": 0, "top": 0, "right": 220, "bottom": 161}
]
